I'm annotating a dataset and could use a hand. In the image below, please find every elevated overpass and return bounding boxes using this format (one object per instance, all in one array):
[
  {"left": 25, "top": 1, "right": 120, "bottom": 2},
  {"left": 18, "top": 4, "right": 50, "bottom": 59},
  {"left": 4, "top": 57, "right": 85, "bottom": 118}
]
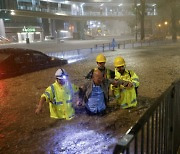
[{"left": 1, "top": 8, "right": 157, "bottom": 21}]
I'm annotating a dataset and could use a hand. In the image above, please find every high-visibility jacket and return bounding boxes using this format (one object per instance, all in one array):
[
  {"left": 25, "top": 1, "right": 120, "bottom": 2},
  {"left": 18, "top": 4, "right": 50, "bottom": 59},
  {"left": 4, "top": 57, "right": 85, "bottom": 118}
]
[
  {"left": 113, "top": 69, "right": 139, "bottom": 109},
  {"left": 41, "top": 80, "right": 79, "bottom": 120}
]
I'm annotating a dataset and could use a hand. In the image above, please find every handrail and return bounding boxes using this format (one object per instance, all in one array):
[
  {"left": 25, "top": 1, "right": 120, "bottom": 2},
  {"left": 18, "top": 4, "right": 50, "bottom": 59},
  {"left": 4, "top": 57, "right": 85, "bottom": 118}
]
[{"left": 113, "top": 80, "right": 180, "bottom": 154}]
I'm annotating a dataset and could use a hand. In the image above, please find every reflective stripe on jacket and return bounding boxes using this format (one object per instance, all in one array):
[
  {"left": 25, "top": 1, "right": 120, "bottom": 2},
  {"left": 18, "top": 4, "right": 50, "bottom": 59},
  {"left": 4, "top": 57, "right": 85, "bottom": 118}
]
[
  {"left": 113, "top": 69, "right": 139, "bottom": 109},
  {"left": 41, "top": 81, "right": 79, "bottom": 120}
]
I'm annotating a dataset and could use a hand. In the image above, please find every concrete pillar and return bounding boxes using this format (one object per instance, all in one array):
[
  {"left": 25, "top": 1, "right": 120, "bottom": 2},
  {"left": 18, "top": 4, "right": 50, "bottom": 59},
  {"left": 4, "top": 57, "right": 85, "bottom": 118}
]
[
  {"left": 0, "top": 19, "right": 6, "bottom": 37},
  {"left": 17, "top": 33, "right": 22, "bottom": 43},
  {"left": 77, "top": 21, "right": 86, "bottom": 40},
  {"left": 40, "top": 32, "right": 44, "bottom": 41},
  {"left": 48, "top": 18, "right": 52, "bottom": 36},
  {"left": 105, "top": 7, "right": 108, "bottom": 16},
  {"left": 48, "top": 19, "right": 56, "bottom": 37},
  {"left": 58, "top": 3, "right": 61, "bottom": 11},
  {"left": 28, "top": 32, "right": 34, "bottom": 42}
]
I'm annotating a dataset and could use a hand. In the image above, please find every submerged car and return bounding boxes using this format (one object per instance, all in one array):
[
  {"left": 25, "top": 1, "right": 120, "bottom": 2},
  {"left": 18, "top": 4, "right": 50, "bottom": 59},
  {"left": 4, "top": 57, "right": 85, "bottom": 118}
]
[{"left": 0, "top": 48, "right": 68, "bottom": 79}]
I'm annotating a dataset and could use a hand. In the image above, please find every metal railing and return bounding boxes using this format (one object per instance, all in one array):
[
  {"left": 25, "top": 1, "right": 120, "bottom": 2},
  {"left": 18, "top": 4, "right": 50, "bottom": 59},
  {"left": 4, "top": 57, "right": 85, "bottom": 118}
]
[
  {"left": 113, "top": 80, "right": 180, "bottom": 154},
  {"left": 46, "top": 39, "right": 173, "bottom": 62}
]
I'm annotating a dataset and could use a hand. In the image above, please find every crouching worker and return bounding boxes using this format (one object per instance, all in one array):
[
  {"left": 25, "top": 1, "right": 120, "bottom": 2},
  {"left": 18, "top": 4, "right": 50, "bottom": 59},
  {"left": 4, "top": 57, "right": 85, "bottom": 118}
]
[
  {"left": 113, "top": 56, "right": 140, "bottom": 109},
  {"left": 78, "top": 69, "right": 125, "bottom": 116},
  {"left": 35, "top": 68, "right": 79, "bottom": 120}
]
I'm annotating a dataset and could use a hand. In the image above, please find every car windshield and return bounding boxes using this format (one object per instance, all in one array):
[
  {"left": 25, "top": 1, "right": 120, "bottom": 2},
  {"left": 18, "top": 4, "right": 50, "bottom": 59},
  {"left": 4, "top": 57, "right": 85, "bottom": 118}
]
[{"left": 0, "top": 53, "right": 10, "bottom": 63}]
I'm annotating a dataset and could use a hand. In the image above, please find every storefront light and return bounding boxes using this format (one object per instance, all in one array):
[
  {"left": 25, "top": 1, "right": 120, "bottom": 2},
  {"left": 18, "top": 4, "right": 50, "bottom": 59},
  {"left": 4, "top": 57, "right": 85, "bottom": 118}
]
[
  {"left": 72, "top": 4, "right": 76, "bottom": 8},
  {"left": 10, "top": 10, "right": 15, "bottom": 15},
  {"left": 60, "top": 30, "right": 68, "bottom": 33},
  {"left": 55, "top": 13, "right": 66, "bottom": 15}
]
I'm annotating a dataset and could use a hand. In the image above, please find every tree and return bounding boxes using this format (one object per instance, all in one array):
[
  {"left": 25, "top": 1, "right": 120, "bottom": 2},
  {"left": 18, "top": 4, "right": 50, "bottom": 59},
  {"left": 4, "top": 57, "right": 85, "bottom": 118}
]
[
  {"left": 158, "top": 0, "right": 180, "bottom": 42},
  {"left": 134, "top": 0, "right": 146, "bottom": 41}
]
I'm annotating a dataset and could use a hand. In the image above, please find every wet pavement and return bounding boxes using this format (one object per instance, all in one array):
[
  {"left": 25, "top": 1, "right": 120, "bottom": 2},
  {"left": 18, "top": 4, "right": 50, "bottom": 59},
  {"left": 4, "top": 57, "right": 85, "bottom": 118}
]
[{"left": 0, "top": 40, "right": 180, "bottom": 153}]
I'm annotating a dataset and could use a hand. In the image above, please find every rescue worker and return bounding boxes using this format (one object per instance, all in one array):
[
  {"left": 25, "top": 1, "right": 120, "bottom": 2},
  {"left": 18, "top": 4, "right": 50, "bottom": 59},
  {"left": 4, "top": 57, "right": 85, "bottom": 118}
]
[
  {"left": 113, "top": 56, "right": 139, "bottom": 109},
  {"left": 35, "top": 68, "right": 79, "bottom": 120},
  {"left": 79, "top": 69, "right": 127, "bottom": 115},
  {"left": 85, "top": 53, "right": 115, "bottom": 80}
]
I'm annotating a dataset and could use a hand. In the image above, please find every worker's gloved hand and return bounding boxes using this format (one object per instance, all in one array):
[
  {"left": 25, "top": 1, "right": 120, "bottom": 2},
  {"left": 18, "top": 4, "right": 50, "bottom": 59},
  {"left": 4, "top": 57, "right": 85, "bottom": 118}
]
[
  {"left": 122, "top": 81, "right": 129, "bottom": 87},
  {"left": 123, "top": 81, "right": 133, "bottom": 88},
  {"left": 127, "top": 82, "right": 133, "bottom": 88}
]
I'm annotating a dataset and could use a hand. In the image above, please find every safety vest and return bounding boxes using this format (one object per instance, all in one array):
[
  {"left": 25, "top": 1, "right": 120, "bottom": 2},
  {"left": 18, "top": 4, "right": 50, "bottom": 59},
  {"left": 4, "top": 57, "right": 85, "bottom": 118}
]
[
  {"left": 113, "top": 69, "right": 139, "bottom": 109},
  {"left": 41, "top": 81, "right": 79, "bottom": 120}
]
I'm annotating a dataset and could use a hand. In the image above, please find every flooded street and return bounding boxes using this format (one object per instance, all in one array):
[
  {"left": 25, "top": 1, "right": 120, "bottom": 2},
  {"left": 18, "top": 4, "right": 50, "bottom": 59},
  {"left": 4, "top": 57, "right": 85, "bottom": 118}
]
[{"left": 0, "top": 42, "right": 180, "bottom": 153}]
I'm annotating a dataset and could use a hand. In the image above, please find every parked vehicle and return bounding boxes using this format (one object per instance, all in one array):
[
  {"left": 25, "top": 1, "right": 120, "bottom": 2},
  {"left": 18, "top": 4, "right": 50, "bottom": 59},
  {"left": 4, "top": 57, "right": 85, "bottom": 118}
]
[{"left": 0, "top": 48, "right": 68, "bottom": 79}]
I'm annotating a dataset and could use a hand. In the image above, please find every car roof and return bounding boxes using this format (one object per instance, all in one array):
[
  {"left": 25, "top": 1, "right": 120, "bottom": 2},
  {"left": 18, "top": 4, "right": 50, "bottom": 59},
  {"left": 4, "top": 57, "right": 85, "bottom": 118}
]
[{"left": 0, "top": 48, "right": 45, "bottom": 55}]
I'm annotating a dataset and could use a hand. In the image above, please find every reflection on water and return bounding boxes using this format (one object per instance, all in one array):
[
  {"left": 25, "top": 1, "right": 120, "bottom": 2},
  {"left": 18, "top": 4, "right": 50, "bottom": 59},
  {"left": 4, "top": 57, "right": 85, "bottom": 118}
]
[
  {"left": 47, "top": 52, "right": 87, "bottom": 64},
  {"left": 0, "top": 81, "right": 7, "bottom": 105},
  {"left": 47, "top": 48, "right": 94, "bottom": 64},
  {"left": 47, "top": 125, "right": 116, "bottom": 154}
]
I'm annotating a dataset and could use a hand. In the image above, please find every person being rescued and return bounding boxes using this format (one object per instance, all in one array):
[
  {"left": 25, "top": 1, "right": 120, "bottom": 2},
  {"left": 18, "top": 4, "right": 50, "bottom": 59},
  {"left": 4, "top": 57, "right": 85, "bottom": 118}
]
[
  {"left": 78, "top": 69, "right": 127, "bottom": 115},
  {"left": 35, "top": 68, "right": 79, "bottom": 120},
  {"left": 113, "top": 56, "right": 140, "bottom": 109},
  {"left": 85, "top": 53, "right": 115, "bottom": 98}
]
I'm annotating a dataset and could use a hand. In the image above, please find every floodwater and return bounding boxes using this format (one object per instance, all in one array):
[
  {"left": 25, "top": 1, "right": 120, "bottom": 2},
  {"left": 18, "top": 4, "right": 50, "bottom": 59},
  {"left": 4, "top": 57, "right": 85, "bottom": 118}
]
[{"left": 0, "top": 41, "right": 180, "bottom": 153}]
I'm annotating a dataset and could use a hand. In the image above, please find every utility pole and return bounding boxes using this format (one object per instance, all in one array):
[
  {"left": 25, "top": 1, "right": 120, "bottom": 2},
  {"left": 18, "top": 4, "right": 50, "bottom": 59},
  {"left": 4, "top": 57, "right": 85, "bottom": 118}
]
[
  {"left": 140, "top": 0, "right": 145, "bottom": 40},
  {"left": 135, "top": 0, "right": 138, "bottom": 41}
]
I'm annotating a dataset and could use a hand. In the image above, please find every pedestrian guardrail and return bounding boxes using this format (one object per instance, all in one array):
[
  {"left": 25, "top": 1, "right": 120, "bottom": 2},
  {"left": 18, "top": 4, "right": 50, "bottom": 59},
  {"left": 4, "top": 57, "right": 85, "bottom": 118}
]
[
  {"left": 113, "top": 80, "right": 180, "bottom": 154},
  {"left": 46, "top": 39, "right": 173, "bottom": 63}
]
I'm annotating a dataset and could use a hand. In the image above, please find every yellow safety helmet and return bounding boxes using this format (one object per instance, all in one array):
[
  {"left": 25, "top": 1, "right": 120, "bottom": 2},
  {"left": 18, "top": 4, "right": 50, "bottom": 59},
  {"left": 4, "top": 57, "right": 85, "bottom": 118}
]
[
  {"left": 96, "top": 54, "right": 106, "bottom": 63},
  {"left": 114, "top": 56, "right": 125, "bottom": 67}
]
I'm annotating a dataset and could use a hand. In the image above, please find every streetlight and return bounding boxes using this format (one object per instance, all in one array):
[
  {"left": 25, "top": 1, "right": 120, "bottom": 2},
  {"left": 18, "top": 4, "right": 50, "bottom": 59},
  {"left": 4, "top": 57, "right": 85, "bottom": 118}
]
[
  {"left": 164, "top": 21, "right": 168, "bottom": 36},
  {"left": 164, "top": 21, "right": 168, "bottom": 25}
]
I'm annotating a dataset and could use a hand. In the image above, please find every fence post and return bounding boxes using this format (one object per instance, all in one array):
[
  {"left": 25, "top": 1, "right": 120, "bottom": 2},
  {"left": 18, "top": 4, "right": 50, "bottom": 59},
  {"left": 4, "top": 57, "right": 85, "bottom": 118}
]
[
  {"left": 95, "top": 44, "right": 97, "bottom": 49},
  {"left": 91, "top": 48, "right": 93, "bottom": 53},
  {"left": 77, "top": 49, "right": 80, "bottom": 55},
  {"left": 103, "top": 44, "right": 104, "bottom": 52},
  {"left": 62, "top": 51, "right": 64, "bottom": 58},
  {"left": 113, "top": 134, "right": 134, "bottom": 154},
  {"left": 132, "top": 41, "right": 134, "bottom": 48},
  {"left": 118, "top": 43, "right": 120, "bottom": 49}
]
